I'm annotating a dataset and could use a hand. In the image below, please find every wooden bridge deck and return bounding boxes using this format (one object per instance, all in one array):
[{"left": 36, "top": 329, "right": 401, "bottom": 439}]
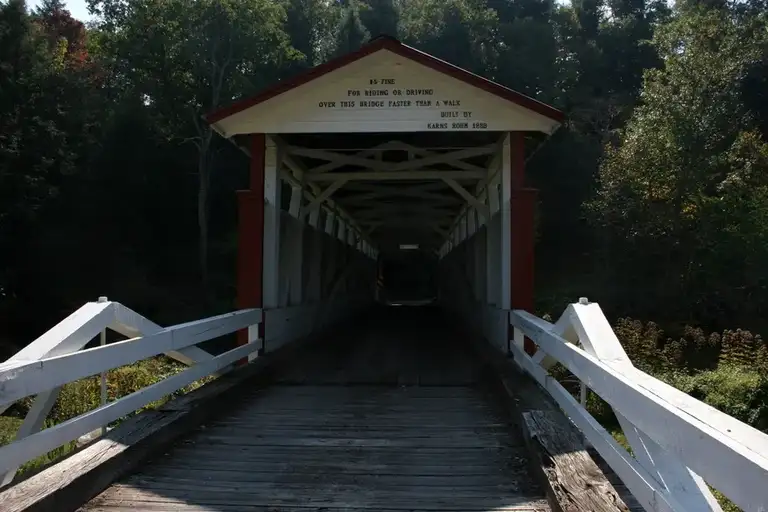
[{"left": 80, "top": 307, "right": 551, "bottom": 511}]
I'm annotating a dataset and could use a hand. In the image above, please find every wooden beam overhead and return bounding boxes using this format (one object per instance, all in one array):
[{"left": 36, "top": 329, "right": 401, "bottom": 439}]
[
  {"left": 443, "top": 178, "right": 491, "bottom": 217},
  {"left": 305, "top": 171, "right": 486, "bottom": 182}
]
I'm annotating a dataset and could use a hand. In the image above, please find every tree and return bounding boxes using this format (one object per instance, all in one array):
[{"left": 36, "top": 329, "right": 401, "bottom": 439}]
[
  {"left": 359, "top": 0, "right": 399, "bottom": 38},
  {"left": 284, "top": 0, "right": 341, "bottom": 71},
  {"left": 0, "top": 0, "right": 107, "bottom": 339},
  {"left": 91, "top": 0, "right": 296, "bottom": 297},
  {"left": 333, "top": 0, "right": 370, "bottom": 56},
  {"left": 399, "top": 0, "right": 497, "bottom": 75},
  {"left": 34, "top": 0, "right": 89, "bottom": 67},
  {"left": 588, "top": 7, "right": 768, "bottom": 326}
]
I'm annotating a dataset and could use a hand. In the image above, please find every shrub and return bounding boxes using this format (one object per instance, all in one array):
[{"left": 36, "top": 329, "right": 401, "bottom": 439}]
[{"left": 661, "top": 366, "right": 768, "bottom": 430}]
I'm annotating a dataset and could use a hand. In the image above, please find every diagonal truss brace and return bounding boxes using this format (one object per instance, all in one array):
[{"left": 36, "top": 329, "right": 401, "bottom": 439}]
[
  {"left": 299, "top": 179, "right": 348, "bottom": 220},
  {"left": 442, "top": 178, "right": 490, "bottom": 217}
]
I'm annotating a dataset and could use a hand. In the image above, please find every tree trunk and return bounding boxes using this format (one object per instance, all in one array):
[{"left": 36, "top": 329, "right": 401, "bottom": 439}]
[{"left": 197, "top": 128, "right": 213, "bottom": 301}]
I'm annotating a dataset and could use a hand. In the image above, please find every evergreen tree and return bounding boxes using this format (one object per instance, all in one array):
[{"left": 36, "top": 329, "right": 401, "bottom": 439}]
[
  {"left": 359, "top": 0, "right": 399, "bottom": 39},
  {"left": 333, "top": 0, "right": 370, "bottom": 56}
]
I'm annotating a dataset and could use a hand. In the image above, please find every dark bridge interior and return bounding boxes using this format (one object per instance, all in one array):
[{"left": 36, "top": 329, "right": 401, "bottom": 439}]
[{"left": 377, "top": 248, "right": 438, "bottom": 304}]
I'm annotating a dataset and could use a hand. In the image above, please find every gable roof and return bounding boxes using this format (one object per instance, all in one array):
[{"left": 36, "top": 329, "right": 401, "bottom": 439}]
[{"left": 205, "top": 35, "right": 564, "bottom": 126}]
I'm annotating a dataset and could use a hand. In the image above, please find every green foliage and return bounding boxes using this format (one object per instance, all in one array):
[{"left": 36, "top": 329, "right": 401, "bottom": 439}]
[
  {"left": 588, "top": 7, "right": 768, "bottom": 327},
  {"left": 1, "top": 0, "right": 760, "bottom": 344},
  {"left": 1, "top": 2, "right": 767, "bottom": 504},
  {"left": 359, "top": 0, "right": 399, "bottom": 39},
  {"left": 613, "top": 316, "right": 768, "bottom": 375},
  {"left": 0, "top": 0, "right": 93, "bottom": 233},
  {"left": 0, "top": 356, "right": 211, "bottom": 479},
  {"left": 581, "top": 317, "right": 767, "bottom": 511},
  {"left": 399, "top": 0, "right": 499, "bottom": 75},
  {"left": 283, "top": 0, "right": 342, "bottom": 69},
  {"left": 662, "top": 366, "right": 768, "bottom": 430},
  {"left": 333, "top": 0, "right": 370, "bottom": 56}
]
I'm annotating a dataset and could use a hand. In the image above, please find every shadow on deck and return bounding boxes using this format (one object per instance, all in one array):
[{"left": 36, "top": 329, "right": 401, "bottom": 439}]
[{"left": 80, "top": 306, "right": 551, "bottom": 511}]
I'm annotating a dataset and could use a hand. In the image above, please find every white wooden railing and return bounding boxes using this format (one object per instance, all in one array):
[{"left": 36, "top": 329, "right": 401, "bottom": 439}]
[
  {"left": 509, "top": 299, "right": 768, "bottom": 512},
  {"left": 0, "top": 299, "right": 262, "bottom": 488}
]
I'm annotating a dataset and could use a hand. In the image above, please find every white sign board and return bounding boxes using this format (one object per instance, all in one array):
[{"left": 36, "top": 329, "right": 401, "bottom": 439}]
[
  {"left": 216, "top": 50, "right": 560, "bottom": 136},
  {"left": 314, "top": 77, "right": 491, "bottom": 132}
]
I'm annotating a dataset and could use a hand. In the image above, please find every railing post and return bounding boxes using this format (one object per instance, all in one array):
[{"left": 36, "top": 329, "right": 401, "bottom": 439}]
[
  {"left": 578, "top": 297, "right": 589, "bottom": 408},
  {"left": 569, "top": 300, "right": 723, "bottom": 510},
  {"left": 98, "top": 296, "right": 108, "bottom": 436},
  {"left": 237, "top": 133, "right": 268, "bottom": 362},
  {"left": 512, "top": 326, "right": 524, "bottom": 356}
]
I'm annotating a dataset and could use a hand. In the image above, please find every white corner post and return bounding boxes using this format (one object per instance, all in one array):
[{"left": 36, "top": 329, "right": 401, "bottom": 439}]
[
  {"left": 263, "top": 136, "right": 282, "bottom": 311},
  {"left": 485, "top": 163, "right": 501, "bottom": 308},
  {"left": 499, "top": 133, "right": 512, "bottom": 311},
  {"left": 307, "top": 207, "right": 323, "bottom": 302},
  {"left": 337, "top": 217, "right": 346, "bottom": 242},
  {"left": 288, "top": 184, "right": 304, "bottom": 306},
  {"left": 325, "top": 210, "right": 336, "bottom": 236},
  {"left": 98, "top": 296, "right": 108, "bottom": 436}
]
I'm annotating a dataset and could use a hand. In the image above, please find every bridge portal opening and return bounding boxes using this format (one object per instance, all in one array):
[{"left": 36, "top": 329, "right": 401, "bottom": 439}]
[
  {"left": 205, "top": 35, "right": 563, "bottom": 353},
  {"left": 377, "top": 246, "right": 438, "bottom": 306}
]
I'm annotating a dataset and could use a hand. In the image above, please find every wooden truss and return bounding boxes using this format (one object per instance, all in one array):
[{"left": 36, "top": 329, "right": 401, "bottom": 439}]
[{"left": 276, "top": 136, "right": 508, "bottom": 252}]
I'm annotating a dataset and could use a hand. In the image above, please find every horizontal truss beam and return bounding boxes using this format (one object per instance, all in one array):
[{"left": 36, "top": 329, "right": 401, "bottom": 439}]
[{"left": 305, "top": 171, "right": 485, "bottom": 182}]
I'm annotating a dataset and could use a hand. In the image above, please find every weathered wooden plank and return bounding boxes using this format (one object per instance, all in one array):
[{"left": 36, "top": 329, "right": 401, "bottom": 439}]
[
  {"left": 190, "top": 429, "right": 509, "bottom": 441},
  {"left": 236, "top": 401, "right": 497, "bottom": 410},
  {"left": 463, "top": 318, "right": 633, "bottom": 512},
  {"left": 522, "top": 410, "right": 630, "bottom": 512},
  {"left": 82, "top": 506, "right": 547, "bottom": 512},
  {"left": 246, "top": 386, "right": 483, "bottom": 396},
  {"left": 210, "top": 419, "right": 509, "bottom": 428},
  {"left": 238, "top": 390, "right": 494, "bottom": 403},
  {"left": 74, "top": 307, "right": 551, "bottom": 512},
  {"left": 162, "top": 441, "right": 522, "bottom": 464},
  {"left": 587, "top": 446, "right": 647, "bottom": 512},
  {"left": 271, "top": 306, "right": 486, "bottom": 387},
  {"left": 242, "top": 392, "right": 491, "bottom": 401},
  {"left": 87, "top": 484, "right": 550, "bottom": 510},
  {"left": 0, "top": 408, "right": 185, "bottom": 512},
  {"left": 229, "top": 406, "right": 495, "bottom": 416},
  {"left": 156, "top": 460, "right": 517, "bottom": 475},
  {"left": 145, "top": 467, "right": 520, "bottom": 486},
  {"left": 189, "top": 429, "right": 509, "bottom": 442},
  {"left": 186, "top": 433, "right": 507, "bottom": 448},
  {"left": 123, "top": 476, "right": 524, "bottom": 493},
  {"left": 226, "top": 411, "right": 497, "bottom": 421}
]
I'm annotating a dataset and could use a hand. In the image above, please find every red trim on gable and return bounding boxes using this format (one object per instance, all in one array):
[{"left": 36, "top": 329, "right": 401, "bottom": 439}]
[{"left": 205, "top": 36, "right": 564, "bottom": 125}]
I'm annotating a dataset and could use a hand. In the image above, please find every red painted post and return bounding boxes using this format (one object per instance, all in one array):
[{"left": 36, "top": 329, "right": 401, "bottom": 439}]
[
  {"left": 510, "top": 131, "right": 526, "bottom": 191},
  {"left": 511, "top": 188, "right": 537, "bottom": 355},
  {"left": 508, "top": 132, "right": 538, "bottom": 356},
  {"left": 236, "top": 134, "right": 266, "bottom": 363}
]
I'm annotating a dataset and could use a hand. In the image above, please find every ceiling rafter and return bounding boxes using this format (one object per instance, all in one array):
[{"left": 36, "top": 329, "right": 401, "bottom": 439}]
[
  {"left": 271, "top": 136, "right": 373, "bottom": 247},
  {"left": 442, "top": 178, "right": 491, "bottom": 217},
  {"left": 299, "top": 179, "right": 348, "bottom": 220},
  {"left": 305, "top": 171, "right": 486, "bottom": 182},
  {"left": 288, "top": 144, "right": 496, "bottom": 175}
]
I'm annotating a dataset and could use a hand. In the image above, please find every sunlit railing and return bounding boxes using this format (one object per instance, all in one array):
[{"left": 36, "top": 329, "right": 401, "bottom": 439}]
[
  {"left": 0, "top": 299, "right": 261, "bottom": 487},
  {"left": 509, "top": 300, "right": 768, "bottom": 512}
]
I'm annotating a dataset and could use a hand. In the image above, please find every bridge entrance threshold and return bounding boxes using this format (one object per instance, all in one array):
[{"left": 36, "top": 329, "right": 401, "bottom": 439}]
[{"left": 80, "top": 306, "right": 551, "bottom": 512}]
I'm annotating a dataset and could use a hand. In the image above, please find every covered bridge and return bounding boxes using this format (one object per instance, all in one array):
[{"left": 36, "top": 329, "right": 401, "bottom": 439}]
[{"left": 1, "top": 36, "right": 767, "bottom": 512}]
